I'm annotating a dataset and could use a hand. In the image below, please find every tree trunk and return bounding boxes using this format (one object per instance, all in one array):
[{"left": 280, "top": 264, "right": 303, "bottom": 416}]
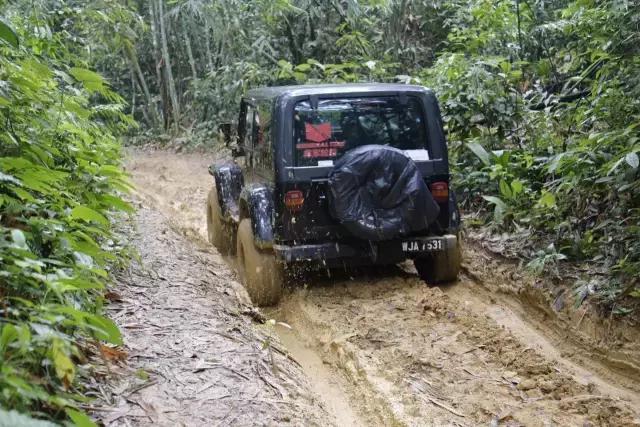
[
  {"left": 284, "top": 17, "right": 303, "bottom": 65},
  {"left": 182, "top": 15, "right": 197, "bottom": 80},
  {"left": 157, "top": 0, "right": 180, "bottom": 131},
  {"left": 149, "top": 0, "right": 167, "bottom": 129},
  {"left": 130, "top": 69, "right": 137, "bottom": 117},
  {"left": 204, "top": 19, "right": 214, "bottom": 73},
  {"left": 125, "top": 43, "right": 157, "bottom": 127}
]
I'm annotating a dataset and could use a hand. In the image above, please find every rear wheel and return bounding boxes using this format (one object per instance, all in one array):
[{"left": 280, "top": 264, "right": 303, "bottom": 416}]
[
  {"left": 236, "top": 218, "right": 284, "bottom": 306},
  {"left": 206, "top": 185, "right": 235, "bottom": 255},
  {"left": 414, "top": 238, "right": 462, "bottom": 285}
]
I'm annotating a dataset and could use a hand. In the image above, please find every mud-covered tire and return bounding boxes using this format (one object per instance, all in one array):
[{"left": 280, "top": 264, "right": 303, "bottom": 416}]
[
  {"left": 236, "top": 219, "right": 284, "bottom": 306},
  {"left": 414, "top": 239, "right": 462, "bottom": 285},
  {"left": 206, "top": 185, "right": 235, "bottom": 255}
]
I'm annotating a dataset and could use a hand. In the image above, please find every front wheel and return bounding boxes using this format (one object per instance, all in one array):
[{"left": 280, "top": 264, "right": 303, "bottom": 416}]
[
  {"left": 414, "top": 238, "right": 462, "bottom": 285},
  {"left": 236, "top": 219, "right": 284, "bottom": 306}
]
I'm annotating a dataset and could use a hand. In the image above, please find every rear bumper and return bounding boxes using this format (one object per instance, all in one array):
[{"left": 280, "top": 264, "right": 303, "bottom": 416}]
[{"left": 273, "top": 234, "right": 458, "bottom": 265}]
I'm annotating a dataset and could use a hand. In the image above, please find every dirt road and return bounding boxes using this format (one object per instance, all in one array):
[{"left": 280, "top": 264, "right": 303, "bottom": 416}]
[
  {"left": 92, "top": 205, "right": 331, "bottom": 426},
  {"left": 124, "top": 148, "right": 640, "bottom": 426}
]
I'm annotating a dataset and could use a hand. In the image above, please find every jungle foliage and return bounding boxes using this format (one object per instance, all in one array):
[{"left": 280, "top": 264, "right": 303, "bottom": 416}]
[
  {"left": 426, "top": 0, "right": 640, "bottom": 311},
  {"left": 1, "top": 1, "right": 133, "bottom": 424}
]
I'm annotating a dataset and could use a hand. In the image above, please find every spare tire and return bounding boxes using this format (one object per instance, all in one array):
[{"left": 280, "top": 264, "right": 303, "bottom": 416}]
[{"left": 327, "top": 145, "right": 440, "bottom": 241}]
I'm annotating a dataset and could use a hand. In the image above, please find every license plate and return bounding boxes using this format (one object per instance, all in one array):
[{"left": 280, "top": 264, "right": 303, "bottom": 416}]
[{"left": 402, "top": 238, "right": 444, "bottom": 253}]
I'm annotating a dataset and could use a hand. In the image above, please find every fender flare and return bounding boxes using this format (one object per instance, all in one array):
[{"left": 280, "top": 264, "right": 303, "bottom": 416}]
[
  {"left": 239, "top": 184, "right": 274, "bottom": 249},
  {"left": 208, "top": 163, "right": 243, "bottom": 222}
]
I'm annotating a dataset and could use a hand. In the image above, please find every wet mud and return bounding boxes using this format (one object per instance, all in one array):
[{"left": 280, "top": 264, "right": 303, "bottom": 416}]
[{"left": 122, "top": 148, "right": 640, "bottom": 426}]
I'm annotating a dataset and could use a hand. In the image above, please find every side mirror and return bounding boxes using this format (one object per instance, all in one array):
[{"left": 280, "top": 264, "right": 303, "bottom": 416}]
[
  {"left": 218, "top": 123, "right": 234, "bottom": 147},
  {"left": 218, "top": 122, "right": 244, "bottom": 157}
]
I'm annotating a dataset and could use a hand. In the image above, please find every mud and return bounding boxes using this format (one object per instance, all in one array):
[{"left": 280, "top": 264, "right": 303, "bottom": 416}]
[
  {"left": 124, "top": 148, "right": 640, "bottom": 426},
  {"left": 461, "top": 239, "right": 640, "bottom": 396},
  {"left": 91, "top": 202, "right": 331, "bottom": 425}
]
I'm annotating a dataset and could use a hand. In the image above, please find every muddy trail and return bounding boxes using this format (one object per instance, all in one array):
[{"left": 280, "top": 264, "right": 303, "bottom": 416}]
[
  {"left": 125, "top": 148, "right": 640, "bottom": 426},
  {"left": 92, "top": 202, "right": 331, "bottom": 425}
]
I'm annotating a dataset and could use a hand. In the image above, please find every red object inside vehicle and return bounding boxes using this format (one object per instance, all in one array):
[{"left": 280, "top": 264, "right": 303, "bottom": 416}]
[
  {"left": 305, "top": 123, "right": 332, "bottom": 142},
  {"left": 303, "top": 148, "right": 338, "bottom": 158}
]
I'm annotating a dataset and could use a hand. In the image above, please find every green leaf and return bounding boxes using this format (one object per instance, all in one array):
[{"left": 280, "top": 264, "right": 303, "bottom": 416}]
[
  {"left": 101, "top": 194, "right": 134, "bottom": 212},
  {"left": 482, "top": 195, "right": 507, "bottom": 223},
  {"left": 86, "top": 314, "right": 122, "bottom": 345},
  {"left": 510, "top": 180, "right": 523, "bottom": 197},
  {"left": 51, "top": 340, "right": 75, "bottom": 385},
  {"left": 69, "top": 67, "right": 106, "bottom": 94},
  {"left": 482, "top": 195, "right": 507, "bottom": 210},
  {"left": 548, "top": 153, "right": 565, "bottom": 174},
  {"left": 54, "top": 307, "right": 122, "bottom": 344},
  {"left": 0, "top": 324, "right": 18, "bottom": 353},
  {"left": 11, "top": 229, "right": 28, "bottom": 249},
  {"left": 0, "top": 409, "right": 58, "bottom": 427},
  {"left": 277, "top": 60, "right": 292, "bottom": 70},
  {"left": 607, "top": 156, "right": 627, "bottom": 175},
  {"left": 499, "top": 180, "right": 512, "bottom": 199},
  {"left": 136, "top": 368, "right": 150, "bottom": 380},
  {"left": 537, "top": 191, "right": 556, "bottom": 209},
  {"left": 0, "top": 19, "right": 19, "bottom": 48},
  {"left": 10, "top": 186, "right": 35, "bottom": 202},
  {"left": 66, "top": 409, "right": 97, "bottom": 427},
  {"left": 294, "top": 63, "right": 311, "bottom": 72},
  {"left": 98, "top": 164, "right": 124, "bottom": 177},
  {"left": 466, "top": 141, "right": 491, "bottom": 166},
  {"left": 57, "top": 277, "right": 105, "bottom": 292},
  {"left": 70, "top": 206, "right": 109, "bottom": 226},
  {"left": 625, "top": 152, "right": 639, "bottom": 169},
  {"left": 307, "top": 59, "right": 325, "bottom": 70}
]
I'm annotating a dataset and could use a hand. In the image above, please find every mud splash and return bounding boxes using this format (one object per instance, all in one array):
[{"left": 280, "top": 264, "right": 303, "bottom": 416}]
[{"left": 127, "top": 148, "right": 640, "bottom": 426}]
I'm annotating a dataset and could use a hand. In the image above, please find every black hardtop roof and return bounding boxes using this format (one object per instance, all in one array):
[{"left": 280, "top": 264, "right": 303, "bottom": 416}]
[{"left": 245, "top": 83, "right": 432, "bottom": 101}]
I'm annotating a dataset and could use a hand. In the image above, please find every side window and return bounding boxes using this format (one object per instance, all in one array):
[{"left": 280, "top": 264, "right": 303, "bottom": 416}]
[
  {"left": 254, "top": 101, "right": 274, "bottom": 180},
  {"left": 238, "top": 102, "right": 257, "bottom": 171},
  {"left": 244, "top": 105, "right": 255, "bottom": 151}
]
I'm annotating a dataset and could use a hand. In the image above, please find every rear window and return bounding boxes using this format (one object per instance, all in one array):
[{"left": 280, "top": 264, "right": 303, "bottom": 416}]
[{"left": 293, "top": 96, "right": 428, "bottom": 167}]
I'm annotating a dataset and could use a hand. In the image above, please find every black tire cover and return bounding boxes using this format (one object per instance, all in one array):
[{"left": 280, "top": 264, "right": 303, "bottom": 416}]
[{"left": 327, "top": 145, "right": 440, "bottom": 241}]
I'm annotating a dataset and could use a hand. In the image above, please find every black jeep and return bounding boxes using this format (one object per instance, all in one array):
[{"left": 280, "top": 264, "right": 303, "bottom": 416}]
[{"left": 207, "top": 84, "right": 461, "bottom": 306}]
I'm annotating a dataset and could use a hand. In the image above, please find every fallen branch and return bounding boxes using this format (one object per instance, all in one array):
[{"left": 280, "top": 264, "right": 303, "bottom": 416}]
[
  {"left": 125, "top": 380, "right": 159, "bottom": 397},
  {"left": 422, "top": 395, "right": 465, "bottom": 418}
]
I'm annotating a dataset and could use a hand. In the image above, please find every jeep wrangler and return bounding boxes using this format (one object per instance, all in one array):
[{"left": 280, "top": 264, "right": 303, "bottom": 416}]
[{"left": 207, "top": 84, "right": 461, "bottom": 306}]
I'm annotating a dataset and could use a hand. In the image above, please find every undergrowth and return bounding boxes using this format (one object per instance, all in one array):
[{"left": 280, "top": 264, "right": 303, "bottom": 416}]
[
  {"left": 0, "top": 11, "right": 133, "bottom": 426},
  {"left": 423, "top": 1, "right": 640, "bottom": 311}
]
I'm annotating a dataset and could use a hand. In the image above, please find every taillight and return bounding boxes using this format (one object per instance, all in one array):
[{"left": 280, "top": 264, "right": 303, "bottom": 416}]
[
  {"left": 430, "top": 181, "right": 449, "bottom": 203},
  {"left": 284, "top": 190, "right": 304, "bottom": 212}
]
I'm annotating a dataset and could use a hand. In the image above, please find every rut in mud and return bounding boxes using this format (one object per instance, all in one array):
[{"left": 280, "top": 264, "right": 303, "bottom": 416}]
[{"left": 125, "top": 148, "right": 640, "bottom": 426}]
